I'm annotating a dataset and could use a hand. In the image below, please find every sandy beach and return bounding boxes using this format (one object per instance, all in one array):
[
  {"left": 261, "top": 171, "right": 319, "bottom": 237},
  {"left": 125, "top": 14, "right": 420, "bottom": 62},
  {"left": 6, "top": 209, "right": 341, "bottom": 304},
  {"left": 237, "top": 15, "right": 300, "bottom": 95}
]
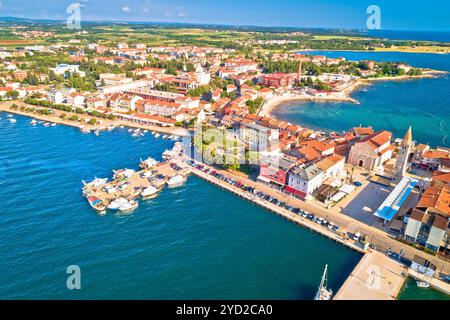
[{"left": 258, "top": 91, "right": 358, "bottom": 118}]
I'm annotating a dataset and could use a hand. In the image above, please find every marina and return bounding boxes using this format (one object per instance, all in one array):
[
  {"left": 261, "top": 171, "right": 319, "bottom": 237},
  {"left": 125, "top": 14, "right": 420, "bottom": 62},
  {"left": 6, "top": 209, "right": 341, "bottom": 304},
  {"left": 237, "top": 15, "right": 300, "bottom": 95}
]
[{"left": 82, "top": 142, "right": 190, "bottom": 213}]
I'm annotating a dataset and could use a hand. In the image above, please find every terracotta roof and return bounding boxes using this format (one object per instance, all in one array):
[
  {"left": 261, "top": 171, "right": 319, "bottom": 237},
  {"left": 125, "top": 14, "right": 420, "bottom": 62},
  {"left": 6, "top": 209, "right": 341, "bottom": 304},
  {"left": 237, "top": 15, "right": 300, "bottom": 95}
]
[
  {"left": 358, "top": 130, "right": 392, "bottom": 149},
  {"left": 417, "top": 186, "right": 450, "bottom": 217}
]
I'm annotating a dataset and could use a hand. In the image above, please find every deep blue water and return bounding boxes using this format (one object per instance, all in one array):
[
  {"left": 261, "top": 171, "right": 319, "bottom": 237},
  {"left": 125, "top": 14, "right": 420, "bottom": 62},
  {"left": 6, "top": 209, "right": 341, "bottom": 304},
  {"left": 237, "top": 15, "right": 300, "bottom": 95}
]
[
  {"left": 0, "top": 113, "right": 361, "bottom": 299},
  {"left": 366, "top": 30, "right": 450, "bottom": 42},
  {"left": 273, "top": 51, "right": 450, "bottom": 147}
]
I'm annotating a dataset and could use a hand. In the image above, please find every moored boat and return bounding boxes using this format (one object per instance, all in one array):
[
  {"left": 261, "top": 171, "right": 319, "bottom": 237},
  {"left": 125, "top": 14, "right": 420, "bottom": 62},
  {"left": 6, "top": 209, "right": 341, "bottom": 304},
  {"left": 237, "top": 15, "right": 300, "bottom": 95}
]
[
  {"left": 119, "top": 199, "right": 139, "bottom": 212},
  {"left": 107, "top": 197, "right": 129, "bottom": 210},
  {"left": 139, "top": 157, "right": 159, "bottom": 169},
  {"left": 416, "top": 281, "right": 430, "bottom": 288},
  {"left": 141, "top": 186, "right": 159, "bottom": 199},
  {"left": 314, "top": 265, "right": 333, "bottom": 300},
  {"left": 85, "top": 195, "right": 106, "bottom": 212},
  {"left": 167, "top": 175, "right": 187, "bottom": 188}
]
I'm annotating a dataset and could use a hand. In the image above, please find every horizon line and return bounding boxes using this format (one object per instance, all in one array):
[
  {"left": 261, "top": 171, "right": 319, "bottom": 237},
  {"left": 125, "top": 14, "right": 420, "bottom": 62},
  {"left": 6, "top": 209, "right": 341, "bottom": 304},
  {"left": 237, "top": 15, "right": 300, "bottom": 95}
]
[{"left": 0, "top": 16, "right": 449, "bottom": 34}]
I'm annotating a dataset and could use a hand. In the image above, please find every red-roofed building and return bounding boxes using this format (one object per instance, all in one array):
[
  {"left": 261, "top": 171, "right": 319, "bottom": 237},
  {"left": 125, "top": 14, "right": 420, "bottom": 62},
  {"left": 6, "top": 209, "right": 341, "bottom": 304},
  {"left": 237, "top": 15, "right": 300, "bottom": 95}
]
[{"left": 348, "top": 130, "right": 393, "bottom": 171}]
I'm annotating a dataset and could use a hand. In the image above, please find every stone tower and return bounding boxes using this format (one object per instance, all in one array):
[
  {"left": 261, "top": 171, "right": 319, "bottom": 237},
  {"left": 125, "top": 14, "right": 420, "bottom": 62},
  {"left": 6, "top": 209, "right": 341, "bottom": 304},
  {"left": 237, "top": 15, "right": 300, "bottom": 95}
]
[{"left": 394, "top": 126, "right": 413, "bottom": 178}]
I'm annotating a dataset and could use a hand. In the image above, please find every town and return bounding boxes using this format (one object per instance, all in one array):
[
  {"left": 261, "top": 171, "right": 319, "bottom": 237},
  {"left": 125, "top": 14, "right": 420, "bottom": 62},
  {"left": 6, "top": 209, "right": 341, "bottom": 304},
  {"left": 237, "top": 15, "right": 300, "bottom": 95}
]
[{"left": 0, "top": 25, "right": 449, "bottom": 300}]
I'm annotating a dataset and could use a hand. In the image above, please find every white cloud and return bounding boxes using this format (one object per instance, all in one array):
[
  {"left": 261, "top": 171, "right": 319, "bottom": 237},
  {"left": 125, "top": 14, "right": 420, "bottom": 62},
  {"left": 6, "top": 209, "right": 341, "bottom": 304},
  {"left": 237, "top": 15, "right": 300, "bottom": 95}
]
[
  {"left": 178, "top": 12, "right": 187, "bottom": 17},
  {"left": 121, "top": 6, "right": 131, "bottom": 13},
  {"left": 143, "top": 8, "right": 150, "bottom": 13}
]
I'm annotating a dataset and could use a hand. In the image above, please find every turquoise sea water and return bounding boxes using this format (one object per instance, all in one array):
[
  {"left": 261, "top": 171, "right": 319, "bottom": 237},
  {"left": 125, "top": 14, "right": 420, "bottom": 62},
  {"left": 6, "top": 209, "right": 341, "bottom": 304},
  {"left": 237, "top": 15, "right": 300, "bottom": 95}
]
[
  {"left": 0, "top": 113, "right": 361, "bottom": 299},
  {"left": 272, "top": 51, "right": 450, "bottom": 147},
  {"left": 398, "top": 278, "right": 450, "bottom": 300}
]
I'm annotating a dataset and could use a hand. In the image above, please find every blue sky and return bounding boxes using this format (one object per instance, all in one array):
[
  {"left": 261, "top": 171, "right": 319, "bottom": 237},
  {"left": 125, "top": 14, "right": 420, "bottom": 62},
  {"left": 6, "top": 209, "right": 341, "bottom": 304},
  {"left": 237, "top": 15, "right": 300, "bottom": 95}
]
[{"left": 1, "top": 0, "right": 449, "bottom": 31}]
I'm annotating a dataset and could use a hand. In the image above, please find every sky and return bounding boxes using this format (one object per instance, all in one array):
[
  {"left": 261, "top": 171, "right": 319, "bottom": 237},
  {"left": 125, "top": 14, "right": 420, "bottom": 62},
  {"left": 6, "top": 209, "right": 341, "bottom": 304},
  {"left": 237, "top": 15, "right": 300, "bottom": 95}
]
[{"left": 0, "top": 0, "right": 449, "bottom": 32}]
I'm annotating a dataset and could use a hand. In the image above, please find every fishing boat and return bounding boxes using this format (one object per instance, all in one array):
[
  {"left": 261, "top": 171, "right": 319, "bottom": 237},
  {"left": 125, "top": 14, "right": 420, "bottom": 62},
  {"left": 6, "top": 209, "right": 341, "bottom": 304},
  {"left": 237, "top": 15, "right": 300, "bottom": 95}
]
[
  {"left": 139, "top": 157, "right": 159, "bottom": 169},
  {"left": 314, "top": 265, "right": 333, "bottom": 300},
  {"left": 162, "top": 134, "right": 168, "bottom": 139},
  {"left": 43, "top": 122, "right": 50, "bottom": 127},
  {"left": 30, "top": 119, "right": 37, "bottom": 125},
  {"left": 167, "top": 175, "right": 187, "bottom": 188},
  {"left": 141, "top": 186, "right": 159, "bottom": 199},
  {"left": 119, "top": 199, "right": 139, "bottom": 212},
  {"left": 84, "top": 195, "right": 106, "bottom": 212},
  {"left": 82, "top": 177, "right": 108, "bottom": 189},
  {"left": 113, "top": 168, "right": 135, "bottom": 180},
  {"left": 107, "top": 197, "right": 129, "bottom": 210},
  {"left": 416, "top": 281, "right": 430, "bottom": 288},
  {"left": 143, "top": 130, "right": 148, "bottom": 134}
]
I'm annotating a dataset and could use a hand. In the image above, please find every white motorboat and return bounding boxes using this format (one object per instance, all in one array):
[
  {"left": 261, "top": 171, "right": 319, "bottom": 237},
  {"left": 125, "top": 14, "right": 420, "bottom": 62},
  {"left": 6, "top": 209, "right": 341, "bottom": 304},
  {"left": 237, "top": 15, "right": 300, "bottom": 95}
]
[
  {"left": 141, "top": 186, "right": 159, "bottom": 199},
  {"left": 30, "top": 119, "right": 37, "bottom": 125},
  {"left": 50, "top": 123, "right": 57, "bottom": 127},
  {"left": 43, "top": 122, "right": 50, "bottom": 127},
  {"left": 167, "top": 175, "right": 187, "bottom": 188},
  {"left": 94, "top": 129, "right": 100, "bottom": 136},
  {"left": 140, "top": 157, "right": 158, "bottom": 169},
  {"left": 416, "top": 281, "right": 430, "bottom": 288},
  {"left": 82, "top": 177, "right": 108, "bottom": 189},
  {"left": 154, "top": 133, "right": 160, "bottom": 138},
  {"left": 107, "top": 197, "right": 129, "bottom": 210},
  {"left": 9, "top": 118, "right": 17, "bottom": 123},
  {"left": 119, "top": 199, "right": 138, "bottom": 212}
]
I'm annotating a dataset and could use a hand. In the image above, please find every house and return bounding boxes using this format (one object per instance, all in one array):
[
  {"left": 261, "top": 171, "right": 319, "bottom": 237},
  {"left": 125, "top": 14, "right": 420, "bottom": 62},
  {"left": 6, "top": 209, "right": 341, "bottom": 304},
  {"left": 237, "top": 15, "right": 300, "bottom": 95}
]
[
  {"left": 404, "top": 186, "right": 449, "bottom": 253},
  {"left": 285, "top": 164, "right": 323, "bottom": 199},
  {"left": 348, "top": 130, "right": 394, "bottom": 172},
  {"left": 211, "top": 88, "right": 222, "bottom": 102},
  {"left": 239, "top": 122, "right": 279, "bottom": 151},
  {"left": 108, "top": 93, "right": 143, "bottom": 112},
  {"left": 47, "top": 89, "right": 65, "bottom": 104},
  {"left": 66, "top": 92, "right": 86, "bottom": 107},
  {"left": 416, "top": 148, "right": 450, "bottom": 170},
  {"left": 258, "top": 155, "right": 297, "bottom": 187},
  {"left": 258, "top": 73, "right": 295, "bottom": 88}
]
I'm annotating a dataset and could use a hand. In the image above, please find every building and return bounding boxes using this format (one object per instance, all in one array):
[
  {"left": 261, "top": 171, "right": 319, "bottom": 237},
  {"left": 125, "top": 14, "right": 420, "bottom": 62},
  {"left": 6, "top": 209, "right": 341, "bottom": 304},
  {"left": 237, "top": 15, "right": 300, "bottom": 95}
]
[
  {"left": 394, "top": 127, "right": 414, "bottom": 179},
  {"left": 259, "top": 73, "right": 295, "bottom": 88},
  {"left": 348, "top": 130, "right": 394, "bottom": 172},
  {"left": 239, "top": 122, "right": 279, "bottom": 151},
  {"left": 404, "top": 185, "right": 450, "bottom": 253},
  {"left": 258, "top": 155, "right": 297, "bottom": 188},
  {"left": 286, "top": 164, "right": 323, "bottom": 199}
]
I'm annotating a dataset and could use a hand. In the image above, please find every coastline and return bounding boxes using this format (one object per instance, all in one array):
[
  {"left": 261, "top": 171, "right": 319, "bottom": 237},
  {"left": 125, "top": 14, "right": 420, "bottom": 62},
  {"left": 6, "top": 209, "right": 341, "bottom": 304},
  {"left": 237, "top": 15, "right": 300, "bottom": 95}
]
[
  {"left": 258, "top": 70, "right": 446, "bottom": 119},
  {"left": 0, "top": 101, "right": 190, "bottom": 137}
]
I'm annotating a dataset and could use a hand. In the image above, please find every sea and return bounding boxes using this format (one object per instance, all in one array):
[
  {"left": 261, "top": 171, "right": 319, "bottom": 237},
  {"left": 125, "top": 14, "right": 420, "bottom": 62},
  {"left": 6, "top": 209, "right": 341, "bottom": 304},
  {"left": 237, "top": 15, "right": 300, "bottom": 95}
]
[
  {"left": 0, "top": 114, "right": 361, "bottom": 299},
  {"left": 273, "top": 50, "right": 450, "bottom": 148}
]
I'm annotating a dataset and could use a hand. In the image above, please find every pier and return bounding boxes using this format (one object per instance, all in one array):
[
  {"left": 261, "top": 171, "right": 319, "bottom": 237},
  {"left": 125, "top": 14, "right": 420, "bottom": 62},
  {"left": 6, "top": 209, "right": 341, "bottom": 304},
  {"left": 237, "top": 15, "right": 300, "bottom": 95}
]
[{"left": 334, "top": 251, "right": 407, "bottom": 300}]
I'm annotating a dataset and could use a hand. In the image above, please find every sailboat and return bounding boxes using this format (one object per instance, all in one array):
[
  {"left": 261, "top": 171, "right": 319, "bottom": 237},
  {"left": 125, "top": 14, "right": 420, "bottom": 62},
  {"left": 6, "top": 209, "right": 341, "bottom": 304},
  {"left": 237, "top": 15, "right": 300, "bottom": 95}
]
[{"left": 314, "top": 264, "right": 333, "bottom": 300}]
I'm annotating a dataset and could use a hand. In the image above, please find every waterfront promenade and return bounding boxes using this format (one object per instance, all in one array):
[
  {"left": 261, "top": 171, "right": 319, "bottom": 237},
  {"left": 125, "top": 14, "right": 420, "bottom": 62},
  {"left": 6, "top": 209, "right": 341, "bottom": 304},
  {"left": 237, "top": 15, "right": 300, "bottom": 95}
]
[{"left": 186, "top": 159, "right": 450, "bottom": 274}]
